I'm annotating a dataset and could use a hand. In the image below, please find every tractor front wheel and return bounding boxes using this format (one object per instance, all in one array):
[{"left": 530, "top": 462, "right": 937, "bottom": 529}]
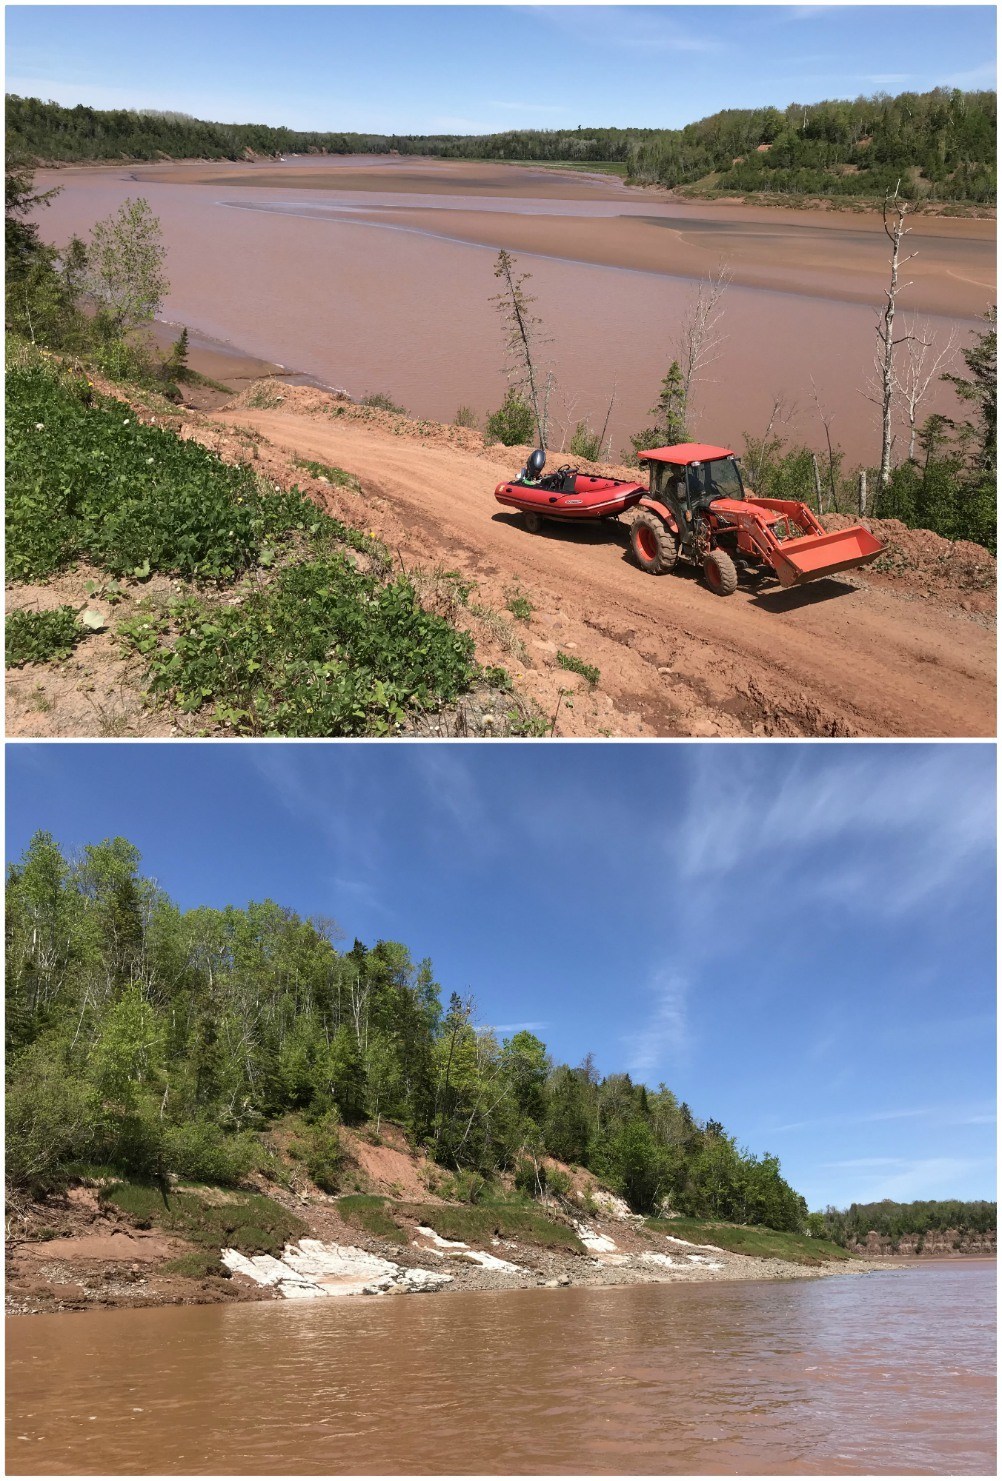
[
  {"left": 522, "top": 510, "right": 543, "bottom": 535},
  {"left": 629, "top": 513, "right": 677, "bottom": 575},
  {"left": 703, "top": 549, "right": 738, "bottom": 596}
]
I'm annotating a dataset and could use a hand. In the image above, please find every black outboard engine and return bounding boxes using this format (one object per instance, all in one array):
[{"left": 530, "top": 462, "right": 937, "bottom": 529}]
[{"left": 521, "top": 448, "right": 546, "bottom": 483}]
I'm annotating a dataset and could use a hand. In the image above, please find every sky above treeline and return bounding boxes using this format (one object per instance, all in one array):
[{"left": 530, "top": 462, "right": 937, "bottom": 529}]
[
  {"left": 4, "top": 4, "right": 997, "bottom": 136},
  {"left": 6, "top": 741, "right": 996, "bottom": 1212}
]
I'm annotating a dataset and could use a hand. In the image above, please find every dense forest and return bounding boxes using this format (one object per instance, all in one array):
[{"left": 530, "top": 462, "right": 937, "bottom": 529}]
[
  {"left": 814, "top": 1199, "right": 996, "bottom": 1249},
  {"left": 6, "top": 86, "right": 996, "bottom": 203},
  {"left": 6, "top": 832, "right": 806, "bottom": 1230}
]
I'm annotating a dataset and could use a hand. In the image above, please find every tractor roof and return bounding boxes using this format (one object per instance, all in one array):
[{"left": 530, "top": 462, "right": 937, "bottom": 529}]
[{"left": 638, "top": 443, "right": 735, "bottom": 465}]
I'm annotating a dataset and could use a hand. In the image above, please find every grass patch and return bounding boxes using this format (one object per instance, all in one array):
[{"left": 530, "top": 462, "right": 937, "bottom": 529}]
[
  {"left": 336, "top": 1194, "right": 403, "bottom": 1241},
  {"left": 246, "top": 381, "right": 285, "bottom": 409},
  {"left": 162, "top": 1250, "right": 226, "bottom": 1278},
  {"left": 556, "top": 650, "right": 600, "bottom": 686},
  {"left": 293, "top": 457, "right": 362, "bottom": 493},
  {"left": 401, "top": 1202, "right": 585, "bottom": 1253},
  {"left": 101, "top": 1180, "right": 307, "bottom": 1257},
  {"left": 646, "top": 1217, "right": 856, "bottom": 1265},
  {"left": 6, "top": 607, "right": 85, "bottom": 667}
]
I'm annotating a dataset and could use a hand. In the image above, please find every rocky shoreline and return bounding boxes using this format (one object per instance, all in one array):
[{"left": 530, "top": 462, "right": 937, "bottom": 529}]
[{"left": 6, "top": 1179, "right": 912, "bottom": 1319}]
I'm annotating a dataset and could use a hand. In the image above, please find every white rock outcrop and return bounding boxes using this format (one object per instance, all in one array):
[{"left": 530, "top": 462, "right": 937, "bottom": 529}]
[
  {"left": 221, "top": 1240, "right": 453, "bottom": 1299},
  {"left": 413, "top": 1225, "right": 523, "bottom": 1273}
]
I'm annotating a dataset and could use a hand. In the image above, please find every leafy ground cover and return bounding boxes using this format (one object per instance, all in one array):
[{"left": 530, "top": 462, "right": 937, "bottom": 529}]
[
  {"left": 7, "top": 355, "right": 503, "bottom": 735},
  {"left": 121, "top": 558, "right": 481, "bottom": 735},
  {"left": 101, "top": 1180, "right": 307, "bottom": 1258},
  {"left": 6, "top": 606, "right": 85, "bottom": 667},
  {"left": 646, "top": 1217, "right": 856, "bottom": 1265},
  {"left": 7, "top": 362, "right": 278, "bottom": 583}
]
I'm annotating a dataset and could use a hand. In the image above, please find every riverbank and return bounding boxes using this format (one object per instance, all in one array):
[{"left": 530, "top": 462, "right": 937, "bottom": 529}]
[{"left": 5, "top": 1168, "right": 902, "bottom": 1318}]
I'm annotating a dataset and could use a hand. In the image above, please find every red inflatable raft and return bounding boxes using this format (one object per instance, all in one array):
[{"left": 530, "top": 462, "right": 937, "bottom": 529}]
[{"left": 495, "top": 466, "right": 645, "bottom": 523}]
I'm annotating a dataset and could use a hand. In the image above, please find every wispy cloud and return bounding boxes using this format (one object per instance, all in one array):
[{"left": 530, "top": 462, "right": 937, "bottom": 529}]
[
  {"left": 529, "top": 6, "right": 723, "bottom": 57},
  {"left": 766, "top": 1102, "right": 996, "bottom": 1136},
  {"left": 823, "top": 1155, "right": 992, "bottom": 1203},
  {"left": 672, "top": 746, "right": 994, "bottom": 919},
  {"left": 623, "top": 970, "right": 689, "bottom": 1078}
]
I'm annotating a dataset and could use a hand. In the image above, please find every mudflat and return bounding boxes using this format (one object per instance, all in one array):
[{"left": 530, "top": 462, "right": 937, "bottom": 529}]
[{"left": 34, "top": 158, "right": 995, "bottom": 462}]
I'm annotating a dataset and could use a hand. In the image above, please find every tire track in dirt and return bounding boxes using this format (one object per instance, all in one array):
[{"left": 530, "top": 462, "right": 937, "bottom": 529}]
[{"left": 212, "top": 403, "right": 996, "bottom": 738}]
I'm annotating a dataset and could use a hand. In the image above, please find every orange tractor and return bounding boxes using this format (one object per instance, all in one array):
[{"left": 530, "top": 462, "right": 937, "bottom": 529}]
[{"left": 495, "top": 443, "right": 884, "bottom": 597}]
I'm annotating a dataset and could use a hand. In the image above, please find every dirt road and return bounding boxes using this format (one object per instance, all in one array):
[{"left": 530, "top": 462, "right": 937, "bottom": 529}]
[{"left": 212, "top": 395, "right": 995, "bottom": 738}]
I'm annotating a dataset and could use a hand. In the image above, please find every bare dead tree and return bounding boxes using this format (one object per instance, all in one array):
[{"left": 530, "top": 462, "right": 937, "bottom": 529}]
[
  {"left": 876, "top": 185, "right": 919, "bottom": 489},
  {"left": 895, "top": 317, "right": 960, "bottom": 460},
  {"left": 597, "top": 382, "right": 618, "bottom": 458},
  {"left": 742, "top": 392, "right": 799, "bottom": 491},
  {"left": 810, "top": 378, "right": 841, "bottom": 513},
  {"left": 678, "top": 262, "right": 732, "bottom": 421},
  {"left": 491, "top": 248, "right": 552, "bottom": 447}
]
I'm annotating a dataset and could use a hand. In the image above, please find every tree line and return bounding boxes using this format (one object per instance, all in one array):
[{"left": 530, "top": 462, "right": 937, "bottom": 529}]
[
  {"left": 810, "top": 1199, "right": 996, "bottom": 1249},
  {"left": 6, "top": 87, "right": 996, "bottom": 203},
  {"left": 6, "top": 831, "right": 805, "bottom": 1229}
]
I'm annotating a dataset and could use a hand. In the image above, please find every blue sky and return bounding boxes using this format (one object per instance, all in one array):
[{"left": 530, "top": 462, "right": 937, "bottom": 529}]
[
  {"left": 6, "top": 741, "right": 996, "bottom": 1212},
  {"left": 4, "top": 5, "right": 997, "bottom": 136}
]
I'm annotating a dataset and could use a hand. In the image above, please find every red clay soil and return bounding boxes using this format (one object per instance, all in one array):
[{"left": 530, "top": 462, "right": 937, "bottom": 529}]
[
  {"left": 340, "top": 1124, "right": 442, "bottom": 1202},
  {"left": 206, "top": 388, "right": 996, "bottom": 739}
]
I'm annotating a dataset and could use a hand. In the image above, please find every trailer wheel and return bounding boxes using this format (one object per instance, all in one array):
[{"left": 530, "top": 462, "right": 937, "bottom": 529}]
[
  {"left": 703, "top": 549, "right": 738, "bottom": 596},
  {"left": 629, "top": 513, "right": 677, "bottom": 575},
  {"left": 522, "top": 510, "right": 543, "bottom": 535}
]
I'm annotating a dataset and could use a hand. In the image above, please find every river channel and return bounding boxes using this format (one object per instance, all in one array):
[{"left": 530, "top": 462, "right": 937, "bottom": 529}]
[
  {"left": 6, "top": 1261, "right": 995, "bottom": 1474},
  {"left": 33, "top": 158, "right": 995, "bottom": 464}
]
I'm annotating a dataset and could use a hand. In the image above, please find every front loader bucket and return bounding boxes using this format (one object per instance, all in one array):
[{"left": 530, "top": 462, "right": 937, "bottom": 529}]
[{"left": 771, "top": 525, "right": 884, "bottom": 588}]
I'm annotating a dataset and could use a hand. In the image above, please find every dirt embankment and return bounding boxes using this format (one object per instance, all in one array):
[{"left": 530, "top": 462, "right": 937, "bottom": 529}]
[
  {"left": 6, "top": 1126, "right": 903, "bottom": 1317},
  {"left": 7, "top": 376, "right": 995, "bottom": 739}
]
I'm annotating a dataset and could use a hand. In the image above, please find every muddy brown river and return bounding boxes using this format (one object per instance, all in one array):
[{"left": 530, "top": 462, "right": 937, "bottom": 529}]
[
  {"left": 33, "top": 158, "right": 995, "bottom": 464},
  {"left": 6, "top": 1262, "right": 995, "bottom": 1474}
]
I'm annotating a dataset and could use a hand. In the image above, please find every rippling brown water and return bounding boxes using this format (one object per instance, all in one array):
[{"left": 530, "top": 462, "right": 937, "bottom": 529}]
[
  {"left": 33, "top": 160, "right": 992, "bottom": 464},
  {"left": 6, "top": 1263, "right": 995, "bottom": 1474}
]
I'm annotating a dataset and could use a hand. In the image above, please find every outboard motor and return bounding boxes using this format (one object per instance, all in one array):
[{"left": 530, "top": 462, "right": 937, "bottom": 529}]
[{"left": 521, "top": 448, "right": 546, "bottom": 483}]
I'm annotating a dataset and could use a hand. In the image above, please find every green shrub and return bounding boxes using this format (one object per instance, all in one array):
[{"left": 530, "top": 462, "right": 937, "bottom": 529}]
[
  {"left": 568, "top": 422, "right": 603, "bottom": 460},
  {"left": 164, "top": 1122, "right": 255, "bottom": 1186},
  {"left": 454, "top": 405, "right": 479, "bottom": 429},
  {"left": 299, "top": 1113, "right": 344, "bottom": 1193},
  {"left": 6, "top": 607, "right": 84, "bottom": 667},
  {"left": 514, "top": 1158, "right": 570, "bottom": 1199},
  {"left": 360, "top": 391, "right": 406, "bottom": 414},
  {"left": 5, "top": 1049, "right": 96, "bottom": 1195},
  {"left": 126, "top": 557, "right": 478, "bottom": 736},
  {"left": 556, "top": 651, "right": 599, "bottom": 686},
  {"left": 485, "top": 389, "right": 535, "bottom": 447}
]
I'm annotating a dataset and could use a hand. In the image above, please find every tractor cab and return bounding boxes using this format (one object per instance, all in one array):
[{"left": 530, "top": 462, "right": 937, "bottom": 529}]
[{"left": 639, "top": 444, "right": 746, "bottom": 526}]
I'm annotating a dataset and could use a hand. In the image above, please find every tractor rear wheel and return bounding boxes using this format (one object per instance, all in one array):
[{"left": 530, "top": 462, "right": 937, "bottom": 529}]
[
  {"left": 522, "top": 510, "right": 543, "bottom": 535},
  {"left": 703, "top": 548, "right": 738, "bottom": 596},
  {"left": 629, "top": 513, "right": 677, "bottom": 575}
]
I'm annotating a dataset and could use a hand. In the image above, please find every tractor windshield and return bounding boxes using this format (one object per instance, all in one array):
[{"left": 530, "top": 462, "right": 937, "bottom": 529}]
[{"left": 687, "top": 457, "right": 744, "bottom": 503}]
